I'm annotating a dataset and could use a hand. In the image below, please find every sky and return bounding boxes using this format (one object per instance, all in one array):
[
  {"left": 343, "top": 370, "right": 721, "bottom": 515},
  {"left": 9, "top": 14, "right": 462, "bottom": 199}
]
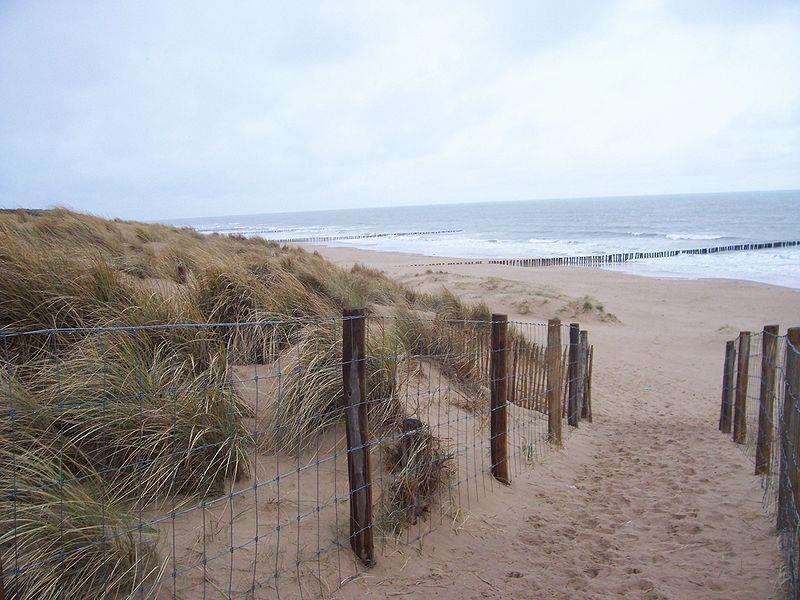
[{"left": 0, "top": 0, "right": 798, "bottom": 221}]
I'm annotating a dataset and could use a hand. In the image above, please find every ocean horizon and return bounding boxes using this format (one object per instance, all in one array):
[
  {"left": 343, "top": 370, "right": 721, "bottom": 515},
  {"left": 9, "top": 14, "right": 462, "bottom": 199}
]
[{"left": 169, "top": 189, "right": 800, "bottom": 289}]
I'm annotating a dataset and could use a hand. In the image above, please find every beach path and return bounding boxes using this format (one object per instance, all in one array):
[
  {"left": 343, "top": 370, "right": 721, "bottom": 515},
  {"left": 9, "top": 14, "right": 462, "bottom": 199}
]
[{"left": 311, "top": 247, "right": 795, "bottom": 599}]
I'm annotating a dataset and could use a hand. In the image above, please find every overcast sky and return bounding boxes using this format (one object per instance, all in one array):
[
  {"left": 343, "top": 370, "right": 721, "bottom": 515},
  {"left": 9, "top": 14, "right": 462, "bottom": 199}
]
[{"left": 1, "top": 1, "right": 798, "bottom": 220}]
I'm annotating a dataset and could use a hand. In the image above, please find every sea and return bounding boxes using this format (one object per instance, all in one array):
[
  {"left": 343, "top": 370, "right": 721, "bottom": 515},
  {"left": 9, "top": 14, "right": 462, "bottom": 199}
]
[{"left": 168, "top": 190, "right": 800, "bottom": 290}]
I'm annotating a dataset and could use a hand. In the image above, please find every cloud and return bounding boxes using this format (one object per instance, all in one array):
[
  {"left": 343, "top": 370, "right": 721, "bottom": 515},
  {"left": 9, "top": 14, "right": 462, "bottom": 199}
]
[{"left": 0, "top": 0, "right": 798, "bottom": 219}]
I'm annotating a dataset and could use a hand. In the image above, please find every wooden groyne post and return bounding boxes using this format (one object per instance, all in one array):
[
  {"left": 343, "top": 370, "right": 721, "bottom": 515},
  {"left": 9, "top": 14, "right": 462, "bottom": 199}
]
[
  {"left": 755, "top": 325, "right": 779, "bottom": 475},
  {"left": 547, "top": 319, "right": 563, "bottom": 447},
  {"left": 732, "top": 331, "right": 751, "bottom": 445},
  {"left": 342, "top": 308, "right": 374, "bottom": 566},
  {"left": 718, "top": 340, "right": 736, "bottom": 434},
  {"left": 490, "top": 314, "right": 510, "bottom": 484}
]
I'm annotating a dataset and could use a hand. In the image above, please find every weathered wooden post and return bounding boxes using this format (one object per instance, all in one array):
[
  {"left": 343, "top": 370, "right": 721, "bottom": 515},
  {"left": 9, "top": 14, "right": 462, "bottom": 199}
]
[
  {"left": 342, "top": 308, "right": 374, "bottom": 566},
  {"left": 732, "top": 331, "right": 751, "bottom": 445},
  {"left": 718, "top": 340, "right": 736, "bottom": 433},
  {"left": 567, "top": 323, "right": 580, "bottom": 427},
  {"left": 546, "top": 319, "right": 563, "bottom": 447},
  {"left": 755, "top": 325, "right": 779, "bottom": 475},
  {"left": 579, "top": 330, "right": 589, "bottom": 420},
  {"left": 585, "top": 345, "right": 594, "bottom": 422},
  {"left": 789, "top": 329, "right": 800, "bottom": 541},
  {"left": 778, "top": 327, "right": 800, "bottom": 532},
  {"left": 560, "top": 345, "right": 569, "bottom": 417},
  {"left": 490, "top": 314, "right": 510, "bottom": 484}
]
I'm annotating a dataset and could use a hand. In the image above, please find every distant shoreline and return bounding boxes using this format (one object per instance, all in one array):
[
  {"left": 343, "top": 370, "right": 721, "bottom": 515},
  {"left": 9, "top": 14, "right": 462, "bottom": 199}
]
[
  {"left": 298, "top": 242, "right": 800, "bottom": 292},
  {"left": 175, "top": 189, "right": 800, "bottom": 289}
]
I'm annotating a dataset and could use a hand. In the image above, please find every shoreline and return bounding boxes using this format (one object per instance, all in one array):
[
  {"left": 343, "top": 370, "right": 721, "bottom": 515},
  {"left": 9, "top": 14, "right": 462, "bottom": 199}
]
[{"left": 299, "top": 242, "right": 800, "bottom": 293}]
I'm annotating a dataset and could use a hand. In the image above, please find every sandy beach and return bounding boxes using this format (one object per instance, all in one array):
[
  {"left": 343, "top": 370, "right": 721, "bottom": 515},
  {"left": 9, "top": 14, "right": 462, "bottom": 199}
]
[
  {"left": 5, "top": 2, "right": 798, "bottom": 597},
  {"left": 298, "top": 244, "right": 800, "bottom": 599}
]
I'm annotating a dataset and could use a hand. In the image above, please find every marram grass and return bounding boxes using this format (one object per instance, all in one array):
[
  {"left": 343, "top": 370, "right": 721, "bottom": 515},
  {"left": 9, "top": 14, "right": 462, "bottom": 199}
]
[
  {"left": 0, "top": 208, "right": 497, "bottom": 598},
  {"left": 0, "top": 439, "right": 164, "bottom": 600}
]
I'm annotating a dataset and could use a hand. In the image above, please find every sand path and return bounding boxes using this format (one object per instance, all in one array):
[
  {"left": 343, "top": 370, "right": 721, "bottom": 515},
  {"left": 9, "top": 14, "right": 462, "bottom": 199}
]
[{"left": 313, "top": 248, "right": 794, "bottom": 599}]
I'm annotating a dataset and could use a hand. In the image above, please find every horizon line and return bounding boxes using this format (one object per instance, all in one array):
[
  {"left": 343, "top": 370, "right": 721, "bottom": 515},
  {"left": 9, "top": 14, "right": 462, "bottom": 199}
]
[{"left": 157, "top": 187, "right": 799, "bottom": 224}]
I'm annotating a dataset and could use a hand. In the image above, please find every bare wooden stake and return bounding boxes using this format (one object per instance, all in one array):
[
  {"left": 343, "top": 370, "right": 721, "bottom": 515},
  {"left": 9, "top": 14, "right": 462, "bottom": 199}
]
[
  {"left": 755, "top": 325, "right": 779, "bottom": 475},
  {"left": 579, "top": 330, "right": 589, "bottom": 420},
  {"left": 790, "top": 329, "right": 800, "bottom": 536},
  {"left": 718, "top": 340, "right": 736, "bottom": 434},
  {"left": 561, "top": 345, "right": 569, "bottom": 417},
  {"left": 778, "top": 327, "right": 800, "bottom": 532},
  {"left": 490, "top": 314, "right": 510, "bottom": 484},
  {"left": 567, "top": 323, "right": 580, "bottom": 427},
  {"left": 342, "top": 308, "right": 374, "bottom": 566},
  {"left": 585, "top": 345, "right": 594, "bottom": 422},
  {"left": 732, "top": 331, "right": 751, "bottom": 445},
  {"left": 546, "top": 319, "right": 563, "bottom": 447}
]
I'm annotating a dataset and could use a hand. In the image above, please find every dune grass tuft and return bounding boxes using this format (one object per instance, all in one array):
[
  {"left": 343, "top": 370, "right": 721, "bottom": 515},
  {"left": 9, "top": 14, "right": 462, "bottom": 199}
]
[
  {"left": 377, "top": 421, "right": 451, "bottom": 536},
  {"left": 0, "top": 438, "right": 164, "bottom": 600}
]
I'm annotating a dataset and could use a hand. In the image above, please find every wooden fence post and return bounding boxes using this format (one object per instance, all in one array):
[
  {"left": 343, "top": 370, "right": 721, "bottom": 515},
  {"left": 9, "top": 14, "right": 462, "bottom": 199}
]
[
  {"left": 755, "top": 325, "right": 779, "bottom": 475},
  {"left": 342, "top": 308, "right": 374, "bottom": 566},
  {"left": 560, "top": 345, "right": 569, "bottom": 416},
  {"left": 490, "top": 314, "right": 510, "bottom": 484},
  {"left": 732, "top": 331, "right": 751, "bottom": 445},
  {"left": 567, "top": 323, "right": 580, "bottom": 427},
  {"left": 584, "top": 345, "right": 594, "bottom": 422},
  {"left": 718, "top": 340, "right": 736, "bottom": 434},
  {"left": 547, "top": 319, "right": 563, "bottom": 447},
  {"left": 778, "top": 327, "right": 800, "bottom": 532},
  {"left": 579, "top": 330, "right": 589, "bottom": 420}
]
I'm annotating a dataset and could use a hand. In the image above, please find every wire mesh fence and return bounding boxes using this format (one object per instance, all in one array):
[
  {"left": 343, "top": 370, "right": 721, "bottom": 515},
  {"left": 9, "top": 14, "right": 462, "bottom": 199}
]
[
  {"left": 0, "top": 311, "right": 593, "bottom": 599},
  {"left": 719, "top": 325, "right": 800, "bottom": 598}
]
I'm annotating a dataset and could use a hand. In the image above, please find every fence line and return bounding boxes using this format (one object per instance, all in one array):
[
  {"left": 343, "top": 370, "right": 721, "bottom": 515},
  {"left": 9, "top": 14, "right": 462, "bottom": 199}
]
[
  {"left": 718, "top": 324, "right": 800, "bottom": 598},
  {"left": 0, "top": 311, "right": 593, "bottom": 599},
  {"left": 405, "top": 239, "right": 800, "bottom": 268}
]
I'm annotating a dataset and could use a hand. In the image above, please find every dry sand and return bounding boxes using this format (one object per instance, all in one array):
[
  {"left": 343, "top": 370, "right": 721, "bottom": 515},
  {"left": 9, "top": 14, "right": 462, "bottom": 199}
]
[{"left": 299, "top": 244, "right": 800, "bottom": 599}]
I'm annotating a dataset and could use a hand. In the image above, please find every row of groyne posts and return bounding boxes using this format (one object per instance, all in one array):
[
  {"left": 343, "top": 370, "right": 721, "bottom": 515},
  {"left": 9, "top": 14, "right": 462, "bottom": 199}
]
[
  {"left": 199, "top": 228, "right": 465, "bottom": 243},
  {"left": 274, "top": 229, "right": 463, "bottom": 244},
  {"left": 407, "top": 239, "right": 800, "bottom": 268},
  {"left": 718, "top": 325, "right": 800, "bottom": 597}
]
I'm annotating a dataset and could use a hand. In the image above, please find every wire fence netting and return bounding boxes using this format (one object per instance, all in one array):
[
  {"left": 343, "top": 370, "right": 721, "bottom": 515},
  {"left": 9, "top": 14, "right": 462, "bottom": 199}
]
[
  {"left": 0, "top": 314, "right": 592, "bottom": 599},
  {"left": 720, "top": 326, "right": 800, "bottom": 598}
]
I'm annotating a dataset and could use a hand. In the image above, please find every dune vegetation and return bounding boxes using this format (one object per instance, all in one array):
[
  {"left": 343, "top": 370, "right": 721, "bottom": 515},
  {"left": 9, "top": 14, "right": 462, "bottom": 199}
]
[{"left": 0, "top": 208, "right": 542, "bottom": 598}]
